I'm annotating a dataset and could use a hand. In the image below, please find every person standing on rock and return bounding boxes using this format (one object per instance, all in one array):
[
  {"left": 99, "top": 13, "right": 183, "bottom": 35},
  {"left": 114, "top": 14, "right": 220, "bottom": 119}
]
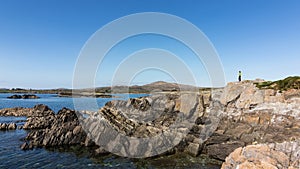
[{"left": 238, "top": 71, "right": 242, "bottom": 82}]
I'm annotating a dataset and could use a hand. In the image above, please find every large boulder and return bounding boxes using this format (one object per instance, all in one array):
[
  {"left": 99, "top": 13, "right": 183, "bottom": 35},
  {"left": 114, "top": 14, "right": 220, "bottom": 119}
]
[
  {"left": 221, "top": 141, "right": 300, "bottom": 169},
  {"left": 220, "top": 82, "right": 248, "bottom": 106}
]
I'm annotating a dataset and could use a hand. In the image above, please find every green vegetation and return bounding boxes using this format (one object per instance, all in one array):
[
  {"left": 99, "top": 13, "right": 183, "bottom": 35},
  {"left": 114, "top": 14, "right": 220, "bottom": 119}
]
[{"left": 255, "top": 76, "right": 300, "bottom": 91}]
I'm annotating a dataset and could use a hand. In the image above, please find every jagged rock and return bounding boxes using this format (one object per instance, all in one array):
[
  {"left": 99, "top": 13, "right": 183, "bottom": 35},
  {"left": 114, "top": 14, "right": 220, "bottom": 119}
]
[
  {"left": 235, "top": 84, "right": 264, "bottom": 109},
  {"left": 0, "top": 123, "right": 16, "bottom": 130},
  {"left": 23, "top": 105, "right": 55, "bottom": 129},
  {"left": 20, "top": 142, "right": 29, "bottom": 150},
  {"left": 22, "top": 107, "right": 88, "bottom": 149},
  {"left": 220, "top": 82, "right": 248, "bottom": 105},
  {"left": 15, "top": 80, "right": 300, "bottom": 162},
  {"left": 7, "top": 123, "right": 16, "bottom": 130},
  {"left": 221, "top": 141, "right": 300, "bottom": 169}
]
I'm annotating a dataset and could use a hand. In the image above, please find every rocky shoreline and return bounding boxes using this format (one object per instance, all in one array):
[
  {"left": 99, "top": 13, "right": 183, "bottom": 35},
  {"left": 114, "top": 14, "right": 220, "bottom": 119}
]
[{"left": 0, "top": 80, "right": 299, "bottom": 168}]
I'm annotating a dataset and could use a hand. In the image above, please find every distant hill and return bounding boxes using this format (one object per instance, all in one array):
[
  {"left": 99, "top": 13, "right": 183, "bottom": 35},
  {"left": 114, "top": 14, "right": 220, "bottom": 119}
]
[
  {"left": 95, "top": 81, "right": 199, "bottom": 93},
  {"left": 3, "top": 76, "right": 299, "bottom": 94},
  {"left": 255, "top": 76, "right": 300, "bottom": 91}
]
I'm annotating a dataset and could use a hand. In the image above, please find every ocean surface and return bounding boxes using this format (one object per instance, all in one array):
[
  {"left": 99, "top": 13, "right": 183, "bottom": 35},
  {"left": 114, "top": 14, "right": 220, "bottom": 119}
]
[{"left": 0, "top": 93, "right": 221, "bottom": 169}]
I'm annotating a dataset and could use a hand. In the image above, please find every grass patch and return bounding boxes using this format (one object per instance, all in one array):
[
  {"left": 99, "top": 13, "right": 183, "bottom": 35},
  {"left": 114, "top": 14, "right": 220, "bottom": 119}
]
[{"left": 255, "top": 76, "right": 300, "bottom": 91}]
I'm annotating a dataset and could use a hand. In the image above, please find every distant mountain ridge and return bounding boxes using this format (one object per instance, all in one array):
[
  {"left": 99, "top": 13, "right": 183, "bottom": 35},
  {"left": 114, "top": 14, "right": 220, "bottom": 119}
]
[{"left": 95, "top": 81, "right": 199, "bottom": 93}]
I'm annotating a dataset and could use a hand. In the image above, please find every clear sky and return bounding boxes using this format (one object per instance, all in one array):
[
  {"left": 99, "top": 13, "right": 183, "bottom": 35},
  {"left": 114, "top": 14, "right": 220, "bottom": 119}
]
[{"left": 0, "top": 0, "right": 299, "bottom": 88}]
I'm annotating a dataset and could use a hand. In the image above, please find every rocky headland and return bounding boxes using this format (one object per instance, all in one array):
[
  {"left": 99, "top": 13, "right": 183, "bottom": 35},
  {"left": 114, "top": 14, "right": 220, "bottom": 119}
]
[{"left": 0, "top": 77, "right": 299, "bottom": 168}]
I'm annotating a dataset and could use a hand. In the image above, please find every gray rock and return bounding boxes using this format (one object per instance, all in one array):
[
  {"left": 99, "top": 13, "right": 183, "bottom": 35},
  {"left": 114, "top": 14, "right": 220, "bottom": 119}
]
[
  {"left": 205, "top": 141, "right": 245, "bottom": 160},
  {"left": 185, "top": 142, "right": 201, "bottom": 157},
  {"left": 7, "top": 123, "right": 16, "bottom": 130}
]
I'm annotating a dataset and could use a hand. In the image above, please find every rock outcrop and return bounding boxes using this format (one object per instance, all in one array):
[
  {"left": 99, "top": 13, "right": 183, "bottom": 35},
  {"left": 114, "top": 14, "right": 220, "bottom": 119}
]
[
  {"left": 0, "top": 104, "right": 53, "bottom": 117},
  {"left": 7, "top": 94, "right": 39, "bottom": 99},
  {"left": 81, "top": 93, "right": 205, "bottom": 157},
  {"left": 202, "top": 81, "right": 300, "bottom": 161},
  {"left": 23, "top": 104, "right": 55, "bottom": 129},
  {"left": 21, "top": 107, "right": 88, "bottom": 150},
  {"left": 0, "top": 107, "right": 32, "bottom": 116},
  {"left": 0, "top": 123, "right": 16, "bottom": 130},
  {"left": 8, "top": 79, "right": 299, "bottom": 163},
  {"left": 221, "top": 140, "right": 300, "bottom": 169}
]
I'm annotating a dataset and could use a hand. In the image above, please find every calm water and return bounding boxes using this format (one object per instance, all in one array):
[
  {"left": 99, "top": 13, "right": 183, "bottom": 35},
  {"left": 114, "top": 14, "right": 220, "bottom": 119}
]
[
  {"left": 0, "top": 93, "right": 148, "bottom": 112},
  {"left": 0, "top": 93, "right": 221, "bottom": 169}
]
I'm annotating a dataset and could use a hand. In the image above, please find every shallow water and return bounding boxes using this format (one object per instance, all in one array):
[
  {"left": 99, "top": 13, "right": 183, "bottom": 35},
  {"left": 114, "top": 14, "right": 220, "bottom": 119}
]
[{"left": 0, "top": 93, "right": 221, "bottom": 168}]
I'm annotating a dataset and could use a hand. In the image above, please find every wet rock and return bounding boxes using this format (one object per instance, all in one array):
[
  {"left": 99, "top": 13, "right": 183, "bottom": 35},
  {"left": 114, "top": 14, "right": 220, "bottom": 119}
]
[
  {"left": 7, "top": 94, "right": 22, "bottom": 99},
  {"left": 20, "top": 142, "right": 29, "bottom": 150},
  {"left": 22, "top": 94, "right": 40, "bottom": 99},
  {"left": 0, "top": 123, "right": 17, "bottom": 130},
  {"left": 205, "top": 141, "right": 245, "bottom": 161},
  {"left": 94, "top": 147, "right": 108, "bottom": 155},
  {"left": 0, "top": 123, "right": 7, "bottom": 130},
  {"left": 7, "top": 123, "right": 16, "bottom": 130},
  {"left": 84, "top": 136, "right": 95, "bottom": 147},
  {"left": 7, "top": 94, "right": 39, "bottom": 99}
]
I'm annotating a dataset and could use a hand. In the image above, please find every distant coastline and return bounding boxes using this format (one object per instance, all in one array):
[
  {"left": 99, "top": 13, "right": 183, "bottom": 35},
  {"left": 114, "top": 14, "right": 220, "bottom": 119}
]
[{"left": 1, "top": 76, "right": 299, "bottom": 95}]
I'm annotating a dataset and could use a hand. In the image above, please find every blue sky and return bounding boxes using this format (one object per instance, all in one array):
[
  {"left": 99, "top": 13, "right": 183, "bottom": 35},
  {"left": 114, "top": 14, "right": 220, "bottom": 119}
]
[{"left": 0, "top": 0, "right": 299, "bottom": 88}]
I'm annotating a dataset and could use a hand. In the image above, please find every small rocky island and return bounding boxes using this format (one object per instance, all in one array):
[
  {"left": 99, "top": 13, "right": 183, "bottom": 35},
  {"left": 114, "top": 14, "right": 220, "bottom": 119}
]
[
  {"left": 7, "top": 94, "right": 40, "bottom": 99},
  {"left": 0, "top": 76, "right": 299, "bottom": 168},
  {"left": 58, "top": 92, "right": 114, "bottom": 98}
]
